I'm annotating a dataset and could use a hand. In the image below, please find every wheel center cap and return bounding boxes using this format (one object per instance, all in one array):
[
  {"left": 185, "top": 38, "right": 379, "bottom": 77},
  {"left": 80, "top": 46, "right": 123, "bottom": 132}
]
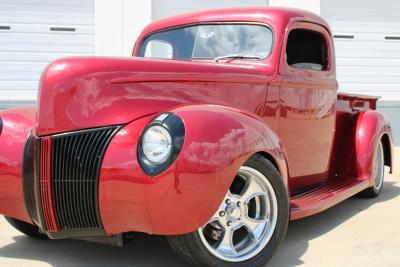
[{"left": 227, "top": 206, "right": 241, "bottom": 220}]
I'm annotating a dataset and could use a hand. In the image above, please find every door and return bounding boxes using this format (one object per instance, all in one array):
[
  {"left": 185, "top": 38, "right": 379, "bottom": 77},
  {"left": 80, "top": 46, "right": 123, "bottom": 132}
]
[{"left": 278, "top": 22, "right": 337, "bottom": 190}]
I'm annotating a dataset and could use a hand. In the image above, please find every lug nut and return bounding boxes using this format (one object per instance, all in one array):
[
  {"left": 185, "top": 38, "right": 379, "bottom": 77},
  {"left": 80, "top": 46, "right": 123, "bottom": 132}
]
[
  {"left": 219, "top": 211, "right": 225, "bottom": 217},
  {"left": 227, "top": 221, "right": 232, "bottom": 226},
  {"left": 225, "top": 199, "right": 231, "bottom": 205}
]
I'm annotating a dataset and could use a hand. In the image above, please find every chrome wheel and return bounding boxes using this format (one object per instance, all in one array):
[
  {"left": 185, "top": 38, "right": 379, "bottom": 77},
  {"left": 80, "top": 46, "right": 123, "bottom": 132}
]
[
  {"left": 373, "top": 142, "right": 384, "bottom": 190},
  {"left": 198, "top": 166, "right": 278, "bottom": 262}
]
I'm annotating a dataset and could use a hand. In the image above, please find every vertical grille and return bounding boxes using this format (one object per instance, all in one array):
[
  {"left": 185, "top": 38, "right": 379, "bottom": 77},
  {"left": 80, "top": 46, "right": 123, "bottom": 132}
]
[
  {"left": 50, "top": 126, "right": 118, "bottom": 230},
  {"left": 39, "top": 137, "right": 59, "bottom": 232}
]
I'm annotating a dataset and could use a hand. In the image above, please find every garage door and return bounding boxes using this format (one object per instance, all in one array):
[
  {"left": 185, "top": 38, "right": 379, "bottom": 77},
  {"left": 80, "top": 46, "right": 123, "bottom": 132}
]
[
  {"left": 321, "top": 0, "right": 400, "bottom": 100},
  {"left": 152, "top": 0, "right": 269, "bottom": 20},
  {"left": 0, "top": 0, "right": 94, "bottom": 103}
]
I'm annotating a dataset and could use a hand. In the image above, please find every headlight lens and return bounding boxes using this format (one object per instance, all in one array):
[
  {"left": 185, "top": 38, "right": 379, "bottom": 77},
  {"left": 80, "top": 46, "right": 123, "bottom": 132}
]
[{"left": 142, "top": 125, "right": 172, "bottom": 164}]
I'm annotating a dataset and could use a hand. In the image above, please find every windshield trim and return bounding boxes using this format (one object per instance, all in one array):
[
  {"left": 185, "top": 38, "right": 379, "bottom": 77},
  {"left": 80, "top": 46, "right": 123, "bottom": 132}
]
[{"left": 136, "top": 22, "right": 275, "bottom": 61}]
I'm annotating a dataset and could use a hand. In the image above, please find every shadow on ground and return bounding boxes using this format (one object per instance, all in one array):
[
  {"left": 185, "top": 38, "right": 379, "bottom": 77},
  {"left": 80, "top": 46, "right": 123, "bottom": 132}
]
[
  {"left": 0, "top": 181, "right": 398, "bottom": 267},
  {"left": 267, "top": 181, "right": 400, "bottom": 266}
]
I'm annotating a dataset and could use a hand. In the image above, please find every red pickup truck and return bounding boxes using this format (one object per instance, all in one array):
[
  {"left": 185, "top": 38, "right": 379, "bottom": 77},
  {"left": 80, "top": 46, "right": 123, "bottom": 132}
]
[{"left": 0, "top": 7, "right": 394, "bottom": 267}]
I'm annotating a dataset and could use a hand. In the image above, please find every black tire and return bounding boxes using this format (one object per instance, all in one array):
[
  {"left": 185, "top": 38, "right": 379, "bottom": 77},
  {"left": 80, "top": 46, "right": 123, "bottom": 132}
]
[
  {"left": 167, "top": 155, "right": 289, "bottom": 267},
  {"left": 359, "top": 141, "right": 385, "bottom": 198},
  {"left": 4, "top": 216, "right": 49, "bottom": 239}
]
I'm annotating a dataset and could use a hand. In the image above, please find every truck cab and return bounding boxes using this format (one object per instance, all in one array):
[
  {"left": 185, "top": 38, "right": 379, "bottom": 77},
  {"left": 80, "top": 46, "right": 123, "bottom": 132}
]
[
  {"left": 133, "top": 7, "right": 393, "bottom": 199},
  {"left": 0, "top": 7, "right": 394, "bottom": 267}
]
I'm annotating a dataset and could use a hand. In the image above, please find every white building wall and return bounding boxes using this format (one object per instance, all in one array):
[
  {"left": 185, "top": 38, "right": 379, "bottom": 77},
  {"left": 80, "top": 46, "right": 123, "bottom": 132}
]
[
  {"left": 95, "top": 0, "right": 151, "bottom": 56},
  {"left": 152, "top": 0, "right": 269, "bottom": 20},
  {"left": 94, "top": 0, "right": 123, "bottom": 56},
  {"left": 95, "top": 0, "right": 322, "bottom": 57},
  {"left": 0, "top": 0, "right": 95, "bottom": 104},
  {"left": 269, "top": 0, "right": 320, "bottom": 14}
]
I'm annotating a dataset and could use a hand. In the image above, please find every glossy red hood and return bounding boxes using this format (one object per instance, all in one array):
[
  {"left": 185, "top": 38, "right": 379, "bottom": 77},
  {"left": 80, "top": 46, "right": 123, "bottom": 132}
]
[{"left": 37, "top": 57, "right": 273, "bottom": 135}]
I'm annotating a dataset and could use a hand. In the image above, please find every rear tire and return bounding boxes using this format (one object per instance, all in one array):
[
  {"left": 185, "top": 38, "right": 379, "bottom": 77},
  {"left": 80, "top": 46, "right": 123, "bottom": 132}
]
[
  {"left": 359, "top": 141, "right": 385, "bottom": 198},
  {"left": 4, "top": 216, "right": 48, "bottom": 239},
  {"left": 167, "top": 155, "right": 289, "bottom": 266}
]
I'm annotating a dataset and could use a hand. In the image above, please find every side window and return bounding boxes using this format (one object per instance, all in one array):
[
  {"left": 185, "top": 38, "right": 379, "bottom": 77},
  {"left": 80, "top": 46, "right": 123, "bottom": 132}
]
[
  {"left": 144, "top": 40, "right": 173, "bottom": 59},
  {"left": 286, "top": 29, "right": 328, "bottom": 71}
]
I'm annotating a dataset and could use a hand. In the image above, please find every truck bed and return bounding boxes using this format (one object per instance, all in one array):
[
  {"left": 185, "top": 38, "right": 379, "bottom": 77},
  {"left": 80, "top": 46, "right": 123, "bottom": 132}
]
[
  {"left": 337, "top": 92, "right": 380, "bottom": 112},
  {"left": 290, "top": 92, "right": 383, "bottom": 219},
  {"left": 333, "top": 92, "right": 380, "bottom": 177}
]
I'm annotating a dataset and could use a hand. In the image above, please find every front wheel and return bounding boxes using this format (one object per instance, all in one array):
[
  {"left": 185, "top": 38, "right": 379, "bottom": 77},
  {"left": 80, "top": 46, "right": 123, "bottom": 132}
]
[{"left": 168, "top": 155, "right": 289, "bottom": 266}]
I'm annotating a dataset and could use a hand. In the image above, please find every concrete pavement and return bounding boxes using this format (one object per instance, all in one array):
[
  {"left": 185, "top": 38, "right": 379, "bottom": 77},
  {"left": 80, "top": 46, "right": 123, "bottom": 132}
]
[{"left": 0, "top": 149, "right": 398, "bottom": 267}]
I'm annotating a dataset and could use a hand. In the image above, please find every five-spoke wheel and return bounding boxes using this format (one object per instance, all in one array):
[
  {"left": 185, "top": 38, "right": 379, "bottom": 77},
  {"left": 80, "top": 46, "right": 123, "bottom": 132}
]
[
  {"left": 198, "top": 166, "right": 278, "bottom": 262},
  {"left": 168, "top": 155, "right": 289, "bottom": 266}
]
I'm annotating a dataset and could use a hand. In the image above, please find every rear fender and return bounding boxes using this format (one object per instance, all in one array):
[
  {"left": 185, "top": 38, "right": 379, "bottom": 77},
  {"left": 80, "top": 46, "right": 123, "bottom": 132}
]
[
  {"left": 0, "top": 106, "right": 36, "bottom": 223},
  {"left": 99, "top": 104, "right": 288, "bottom": 235},
  {"left": 356, "top": 110, "right": 394, "bottom": 184}
]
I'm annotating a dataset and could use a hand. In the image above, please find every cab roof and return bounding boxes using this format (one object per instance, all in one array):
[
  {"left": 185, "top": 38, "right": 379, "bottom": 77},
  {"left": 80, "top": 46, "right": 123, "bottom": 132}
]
[{"left": 138, "top": 7, "right": 331, "bottom": 39}]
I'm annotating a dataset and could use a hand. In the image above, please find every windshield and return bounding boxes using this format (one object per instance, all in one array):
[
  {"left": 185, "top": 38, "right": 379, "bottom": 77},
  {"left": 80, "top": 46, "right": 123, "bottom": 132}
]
[{"left": 138, "top": 24, "right": 273, "bottom": 60}]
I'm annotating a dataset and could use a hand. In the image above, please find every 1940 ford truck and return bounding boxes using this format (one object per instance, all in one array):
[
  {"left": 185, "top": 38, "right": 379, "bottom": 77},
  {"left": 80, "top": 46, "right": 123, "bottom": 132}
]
[{"left": 0, "top": 7, "right": 394, "bottom": 267}]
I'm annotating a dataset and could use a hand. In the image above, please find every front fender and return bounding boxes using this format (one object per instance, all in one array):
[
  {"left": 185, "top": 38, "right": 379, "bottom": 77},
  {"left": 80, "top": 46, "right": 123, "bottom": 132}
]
[
  {"left": 0, "top": 106, "right": 36, "bottom": 223},
  {"left": 99, "top": 105, "right": 287, "bottom": 235},
  {"left": 356, "top": 110, "right": 394, "bottom": 185}
]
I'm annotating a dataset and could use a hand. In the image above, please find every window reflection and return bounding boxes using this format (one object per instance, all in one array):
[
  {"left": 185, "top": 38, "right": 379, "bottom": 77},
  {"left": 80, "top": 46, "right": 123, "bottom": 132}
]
[{"left": 139, "top": 24, "right": 273, "bottom": 60}]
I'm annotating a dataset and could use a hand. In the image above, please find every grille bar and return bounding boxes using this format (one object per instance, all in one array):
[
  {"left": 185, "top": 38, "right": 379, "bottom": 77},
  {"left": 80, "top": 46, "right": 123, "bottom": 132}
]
[
  {"left": 39, "top": 137, "right": 59, "bottom": 232},
  {"left": 50, "top": 126, "right": 118, "bottom": 230}
]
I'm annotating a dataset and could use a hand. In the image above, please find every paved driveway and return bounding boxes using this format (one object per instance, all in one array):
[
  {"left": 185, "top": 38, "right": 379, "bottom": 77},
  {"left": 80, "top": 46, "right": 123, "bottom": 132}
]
[{"left": 0, "top": 149, "right": 398, "bottom": 267}]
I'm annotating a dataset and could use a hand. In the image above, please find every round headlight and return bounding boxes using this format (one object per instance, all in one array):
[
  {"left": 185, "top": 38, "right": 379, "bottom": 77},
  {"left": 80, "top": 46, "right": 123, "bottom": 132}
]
[{"left": 142, "top": 125, "right": 172, "bottom": 164}]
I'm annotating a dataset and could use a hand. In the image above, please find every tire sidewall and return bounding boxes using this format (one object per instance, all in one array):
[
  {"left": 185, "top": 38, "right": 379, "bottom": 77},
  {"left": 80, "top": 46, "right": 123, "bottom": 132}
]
[
  {"left": 185, "top": 155, "right": 289, "bottom": 267},
  {"left": 371, "top": 141, "right": 385, "bottom": 194}
]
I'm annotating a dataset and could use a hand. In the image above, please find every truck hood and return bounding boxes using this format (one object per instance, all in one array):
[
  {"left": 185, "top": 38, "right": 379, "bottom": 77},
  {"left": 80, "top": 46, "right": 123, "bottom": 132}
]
[{"left": 37, "top": 57, "right": 273, "bottom": 135}]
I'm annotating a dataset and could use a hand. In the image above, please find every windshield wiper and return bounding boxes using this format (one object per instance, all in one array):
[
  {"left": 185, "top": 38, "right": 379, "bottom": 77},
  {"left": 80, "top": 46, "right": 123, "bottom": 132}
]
[{"left": 215, "top": 54, "right": 262, "bottom": 62}]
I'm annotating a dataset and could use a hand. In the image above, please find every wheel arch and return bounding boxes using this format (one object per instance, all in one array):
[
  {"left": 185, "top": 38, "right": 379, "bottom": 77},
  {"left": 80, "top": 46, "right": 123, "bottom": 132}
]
[
  {"left": 100, "top": 104, "right": 290, "bottom": 235},
  {"left": 355, "top": 110, "right": 394, "bottom": 183},
  {"left": 170, "top": 104, "right": 290, "bottom": 189},
  {"left": 254, "top": 151, "right": 279, "bottom": 171},
  {"left": 381, "top": 133, "right": 394, "bottom": 174},
  {"left": 253, "top": 151, "right": 289, "bottom": 191},
  {"left": 0, "top": 106, "right": 36, "bottom": 223}
]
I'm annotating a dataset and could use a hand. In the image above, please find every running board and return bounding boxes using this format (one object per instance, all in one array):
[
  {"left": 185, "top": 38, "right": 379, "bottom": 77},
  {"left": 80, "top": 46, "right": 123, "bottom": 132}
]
[{"left": 290, "top": 178, "right": 370, "bottom": 220}]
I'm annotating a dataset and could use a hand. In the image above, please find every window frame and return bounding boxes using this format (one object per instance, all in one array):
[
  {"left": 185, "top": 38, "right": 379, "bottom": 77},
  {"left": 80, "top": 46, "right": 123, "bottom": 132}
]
[
  {"left": 136, "top": 22, "right": 275, "bottom": 61},
  {"left": 279, "top": 22, "right": 335, "bottom": 79}
]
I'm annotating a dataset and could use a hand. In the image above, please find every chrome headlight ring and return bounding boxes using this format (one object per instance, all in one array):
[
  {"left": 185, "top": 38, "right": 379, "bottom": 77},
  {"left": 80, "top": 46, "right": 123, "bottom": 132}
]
[{"left": 138, "top": 113, "right": 185, "bottom": 176}]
